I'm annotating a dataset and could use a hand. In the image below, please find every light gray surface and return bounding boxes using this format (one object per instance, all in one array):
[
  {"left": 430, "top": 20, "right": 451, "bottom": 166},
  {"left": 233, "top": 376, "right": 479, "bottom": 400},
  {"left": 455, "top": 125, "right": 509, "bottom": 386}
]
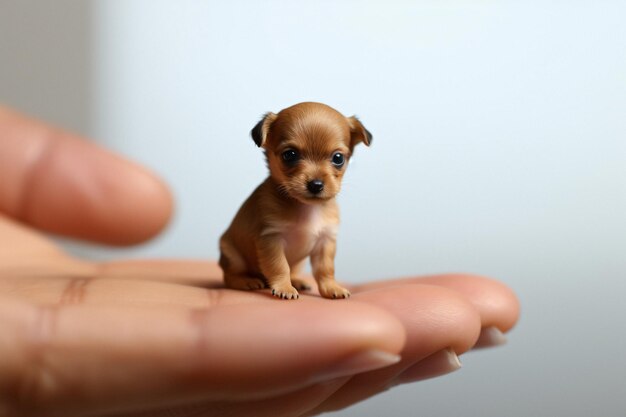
[
  {"left": 2, "top": 1, "right": 625, "bottom": 416},
  {"left": 0, "top": 0, "right": 92, "bottom": 134}
]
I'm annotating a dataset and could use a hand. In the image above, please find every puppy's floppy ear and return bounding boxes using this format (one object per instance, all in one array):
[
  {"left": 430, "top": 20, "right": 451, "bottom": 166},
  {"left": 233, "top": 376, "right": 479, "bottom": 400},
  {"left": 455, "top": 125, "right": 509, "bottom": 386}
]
[
  {"left": 250, "top": 112, "right": 277, "bottom": 148},
  {"left": 347, "top": 116, "right": 373, "bottom": 148}
]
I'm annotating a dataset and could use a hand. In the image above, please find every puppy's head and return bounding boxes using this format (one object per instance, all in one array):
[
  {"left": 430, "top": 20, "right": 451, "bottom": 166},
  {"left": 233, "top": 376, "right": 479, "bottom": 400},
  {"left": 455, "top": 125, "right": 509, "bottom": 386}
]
[{"left": 251, "top": 102, "right": 372, "bottom": 204}]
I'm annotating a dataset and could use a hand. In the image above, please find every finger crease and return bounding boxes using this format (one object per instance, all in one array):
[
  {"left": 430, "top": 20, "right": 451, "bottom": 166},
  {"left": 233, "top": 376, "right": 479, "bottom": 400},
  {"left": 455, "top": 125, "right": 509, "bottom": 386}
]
[
  {"left": 205, "top": 289, "right": 224, "bottom": 308},
  {"left": 16, "top": 306, "right": 61, "bottom": 408},
  {"left": 15, "top": 135, "right": 58, "bottom": 223},
  {"left": 59, "top": 277, "right": 93, "bottom": 305},
  {"left": 189, "top": 308, "right": 212, "bottom": 354}
]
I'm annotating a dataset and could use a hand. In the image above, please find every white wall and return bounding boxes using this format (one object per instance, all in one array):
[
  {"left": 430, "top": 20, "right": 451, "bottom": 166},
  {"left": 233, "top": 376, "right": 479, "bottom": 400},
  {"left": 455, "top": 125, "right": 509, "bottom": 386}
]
[{"left": 3, "top": 1, "right": 626, "bottom": 416}]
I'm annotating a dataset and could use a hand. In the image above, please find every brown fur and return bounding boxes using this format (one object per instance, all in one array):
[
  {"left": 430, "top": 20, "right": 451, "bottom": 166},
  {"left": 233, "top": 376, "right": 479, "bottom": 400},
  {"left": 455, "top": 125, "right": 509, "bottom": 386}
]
[{"left": 219, "top": 102, "right": 371, "bottom": 299}]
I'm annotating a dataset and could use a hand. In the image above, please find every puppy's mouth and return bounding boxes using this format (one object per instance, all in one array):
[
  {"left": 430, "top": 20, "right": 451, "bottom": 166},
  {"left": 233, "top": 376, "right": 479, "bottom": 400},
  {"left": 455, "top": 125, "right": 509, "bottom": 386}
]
[
  {"left": 302, "top": 193, "right": 333, "bottom": 203},
  {"left": 295, "top": 189, "right": 334, "bottom": 204}
]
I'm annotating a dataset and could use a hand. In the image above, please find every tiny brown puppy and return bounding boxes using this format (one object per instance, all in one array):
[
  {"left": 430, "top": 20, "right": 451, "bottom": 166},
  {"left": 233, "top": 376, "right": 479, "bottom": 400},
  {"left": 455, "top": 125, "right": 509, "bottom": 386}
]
[{"left": 219, "top": 102, "right": 372, "bottom": 299}]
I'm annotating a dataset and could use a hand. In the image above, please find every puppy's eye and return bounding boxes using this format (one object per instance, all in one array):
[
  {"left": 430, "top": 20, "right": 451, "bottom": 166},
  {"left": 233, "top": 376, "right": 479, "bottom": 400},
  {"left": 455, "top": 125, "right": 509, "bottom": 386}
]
[
  {"left": 331, "top": 152, "right": 345, "bottom": 167},
  {"left": 282, "top": 149, "right": 300, "bottom": 165}
]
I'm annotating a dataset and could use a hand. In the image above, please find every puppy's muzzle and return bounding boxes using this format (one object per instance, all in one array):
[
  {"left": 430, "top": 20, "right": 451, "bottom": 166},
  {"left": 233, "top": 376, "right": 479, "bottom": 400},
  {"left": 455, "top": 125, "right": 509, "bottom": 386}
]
[{"left": 307, "top": 179, "right": 324, "bottom": 195}]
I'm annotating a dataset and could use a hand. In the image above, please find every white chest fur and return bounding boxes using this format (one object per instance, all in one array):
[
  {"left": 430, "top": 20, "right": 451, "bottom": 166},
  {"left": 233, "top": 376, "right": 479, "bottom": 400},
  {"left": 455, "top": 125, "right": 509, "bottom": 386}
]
[{"left": 263, "top": 205, "right": 337, "bottom": 266}]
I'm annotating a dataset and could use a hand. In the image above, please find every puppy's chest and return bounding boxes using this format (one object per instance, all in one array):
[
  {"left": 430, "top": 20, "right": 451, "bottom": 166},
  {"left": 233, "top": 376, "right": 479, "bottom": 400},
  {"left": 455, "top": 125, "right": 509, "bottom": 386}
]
[{"left": 271, "top": 207, "right": 336, "bottom": 260}]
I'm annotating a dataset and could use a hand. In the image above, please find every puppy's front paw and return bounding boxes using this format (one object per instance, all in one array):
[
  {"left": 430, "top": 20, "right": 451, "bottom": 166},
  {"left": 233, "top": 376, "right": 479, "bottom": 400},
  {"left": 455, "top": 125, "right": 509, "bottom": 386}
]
[
  {"left": 318, "top": 280, "right": 351, "bottom": 299},
  {"left": 271, "top": 284, "right": 300, "bottom": 300}
]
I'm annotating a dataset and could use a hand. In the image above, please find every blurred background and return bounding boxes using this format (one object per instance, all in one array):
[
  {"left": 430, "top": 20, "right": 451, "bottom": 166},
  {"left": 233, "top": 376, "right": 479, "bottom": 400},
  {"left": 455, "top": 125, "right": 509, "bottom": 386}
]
[{"left": 2, "top": 1, "right": 625, "bottom": 416}]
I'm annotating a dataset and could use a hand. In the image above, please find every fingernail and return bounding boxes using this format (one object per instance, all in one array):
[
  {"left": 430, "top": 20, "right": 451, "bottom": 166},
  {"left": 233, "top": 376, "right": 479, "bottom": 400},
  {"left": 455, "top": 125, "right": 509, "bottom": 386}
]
[
  {"left": 394, "top": 348, "right": 461, "bottom": 384},
  {"left": 314, "top": 349, "right": 402, "bottom": 382},
  {"left": 473, "top": 326, "right": 507, "bottom": 349}
]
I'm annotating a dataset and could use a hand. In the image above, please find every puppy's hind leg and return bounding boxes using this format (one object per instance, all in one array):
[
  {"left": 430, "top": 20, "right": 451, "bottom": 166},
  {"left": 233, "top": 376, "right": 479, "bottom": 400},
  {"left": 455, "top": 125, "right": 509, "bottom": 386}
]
[
  {"left": 223, "top": 272, "right": 266, "bottom": 291},
  {"left": 220, "top": 239, "right": 266, "bottom": 291}
]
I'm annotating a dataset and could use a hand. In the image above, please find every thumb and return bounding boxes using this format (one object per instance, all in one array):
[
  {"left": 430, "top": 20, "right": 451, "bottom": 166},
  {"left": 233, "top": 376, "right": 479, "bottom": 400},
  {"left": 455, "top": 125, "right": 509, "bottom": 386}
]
[{"left": 0, "top": 106, "right": 172, "bottom": 245}]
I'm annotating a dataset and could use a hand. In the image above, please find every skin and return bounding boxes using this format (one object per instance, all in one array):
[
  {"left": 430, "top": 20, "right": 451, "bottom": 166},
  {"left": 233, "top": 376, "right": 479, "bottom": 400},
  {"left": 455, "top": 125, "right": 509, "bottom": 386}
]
[{"left": 0, "top": 106, "right": 520, "bottom": 417}]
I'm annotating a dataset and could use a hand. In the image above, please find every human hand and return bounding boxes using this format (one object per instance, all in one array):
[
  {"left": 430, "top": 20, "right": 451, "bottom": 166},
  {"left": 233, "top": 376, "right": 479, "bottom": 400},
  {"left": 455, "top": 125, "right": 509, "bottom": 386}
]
[{"left": 0, "top": 107, "right": 520, "bottom": 417}]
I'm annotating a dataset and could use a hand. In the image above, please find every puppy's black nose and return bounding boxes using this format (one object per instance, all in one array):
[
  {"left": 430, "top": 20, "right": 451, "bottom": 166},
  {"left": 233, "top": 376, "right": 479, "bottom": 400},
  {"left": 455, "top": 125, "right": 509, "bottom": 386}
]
[{"left": 307, "top": 179, "right": 324, "bottom": 195}]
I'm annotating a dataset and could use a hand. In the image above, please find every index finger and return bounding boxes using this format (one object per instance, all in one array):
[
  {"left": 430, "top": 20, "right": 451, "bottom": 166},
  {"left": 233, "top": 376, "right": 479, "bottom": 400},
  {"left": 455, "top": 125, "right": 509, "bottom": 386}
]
[{"left": 0, "top": 295, "right": 405, "bottom": 416}]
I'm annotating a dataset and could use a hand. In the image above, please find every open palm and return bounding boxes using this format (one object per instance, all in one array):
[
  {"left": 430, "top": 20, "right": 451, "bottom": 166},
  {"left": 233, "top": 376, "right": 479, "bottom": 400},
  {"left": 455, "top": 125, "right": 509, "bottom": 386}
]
[{"left": 0, "top": 107, "right": 519, "bottom": 417}]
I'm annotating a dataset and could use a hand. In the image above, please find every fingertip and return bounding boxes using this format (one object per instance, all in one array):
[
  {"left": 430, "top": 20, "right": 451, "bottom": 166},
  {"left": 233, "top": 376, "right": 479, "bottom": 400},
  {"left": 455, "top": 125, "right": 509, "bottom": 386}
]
[
  {"left": 306, "top": 285, "right": 482, "bottom": 414},
  {"left": 27, "top": 140, "right": 174, "bottom": 245},
  {"left": 353, "top": 284, "right": 482, "bottom": 355},
  {"left": 354, "top": 273, "right": 521, "bottom": 335},
  {"left": 212, "top": 295, "right": 407, "bottom": 358},
  {"left": 98, "top": 160, "right": 174, "bottom": 245},
  {"left": 418, "top": 274, "right": 521, "bottom": 333}
]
